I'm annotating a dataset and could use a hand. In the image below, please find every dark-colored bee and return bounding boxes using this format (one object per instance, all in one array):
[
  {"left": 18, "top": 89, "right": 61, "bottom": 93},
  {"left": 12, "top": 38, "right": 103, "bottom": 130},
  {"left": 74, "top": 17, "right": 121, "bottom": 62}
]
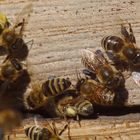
[
  {"left": 102, "top": 23, "right": 140, "bottom": 70},
  {"left": 82, "top": 49, "right": 125, "bottom": 90},
  {"left": 41, "top": 77, "right": 72, "bottom": 97},
  {"left": 24, "top": 121, "right": 69, "bottom": 140},
  {"left": 0, "top": 3, "right": 33, "bottom": 62}
]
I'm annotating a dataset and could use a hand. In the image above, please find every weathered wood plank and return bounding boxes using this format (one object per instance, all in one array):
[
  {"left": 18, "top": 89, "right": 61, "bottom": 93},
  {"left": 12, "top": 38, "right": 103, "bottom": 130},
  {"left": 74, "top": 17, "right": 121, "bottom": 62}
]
[
  {"left": 5, "top": 116, "right": 140, "bottom": 140},
  {"left": 0, "top": 0, "right": 140, "bottom": 139}
]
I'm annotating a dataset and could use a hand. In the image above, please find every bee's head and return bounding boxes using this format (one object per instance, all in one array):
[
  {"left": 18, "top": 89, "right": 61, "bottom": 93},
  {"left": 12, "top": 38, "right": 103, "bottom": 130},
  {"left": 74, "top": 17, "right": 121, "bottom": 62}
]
[
  {"left": 132, "top": 50, "right": 140, "bottom": 67},
  {"left": 63, "top": 105, "right": 77, "bottom": 117}
]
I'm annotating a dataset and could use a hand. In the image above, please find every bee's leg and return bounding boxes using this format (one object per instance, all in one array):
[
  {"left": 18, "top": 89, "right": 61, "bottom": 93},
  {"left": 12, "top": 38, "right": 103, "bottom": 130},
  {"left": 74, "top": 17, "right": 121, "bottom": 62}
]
[
  {"left": 2, "top": 55, "right": 9, "bottom": 63},
  {"left": 76, "top": 115, "right": 81, "bottom": 127},
  {"left": 52, "top": 121, "right": 59, "bottom": 136},
  {"left": 19, "top": 19, "right": 25, "bottom": 36},
  {"left": 59, "top": 120, "right": 70, "bottom": 136},
  {"left": 25, "top": 39, "right": 34, "bottom": 51},
  {"left": 14, "top": 19, "right": 25, "bottom": 37},
  {"left": 128, "top": 23, "right": 136, "bottom": 44},
  {"left": 83, "top": 69, "right": 97, "bottom": 80},
  {"left": 121, "top": 24, "right": 130, "bottom": 41}
]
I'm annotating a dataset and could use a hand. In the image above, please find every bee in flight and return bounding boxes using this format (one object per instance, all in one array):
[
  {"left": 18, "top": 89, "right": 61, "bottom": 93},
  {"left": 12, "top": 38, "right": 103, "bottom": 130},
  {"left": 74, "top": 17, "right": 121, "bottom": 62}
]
[
  {"left": 0, "top": 12, "right": 10, "bottom": 35},
  {"left": 0, "top": 3, "right": 33, "bottom": 63},
  {"left": 102, "top": 23, "right": 140, "bottom": 71},
  {"left": 81, "top": 49, "right": 125, "bottom": 90},
  {"left": 24, "top": 118, "right": 69, "bottom": 140}
]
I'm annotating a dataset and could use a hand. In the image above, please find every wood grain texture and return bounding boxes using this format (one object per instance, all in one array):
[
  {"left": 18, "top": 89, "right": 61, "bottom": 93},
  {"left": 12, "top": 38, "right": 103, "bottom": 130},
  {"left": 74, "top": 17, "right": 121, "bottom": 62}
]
[
  {"left": 4, "top": 116, "right": 140, "bottom": 140},
  {"left": 1, "top": 0, "right": 140, "bottom": 139}
]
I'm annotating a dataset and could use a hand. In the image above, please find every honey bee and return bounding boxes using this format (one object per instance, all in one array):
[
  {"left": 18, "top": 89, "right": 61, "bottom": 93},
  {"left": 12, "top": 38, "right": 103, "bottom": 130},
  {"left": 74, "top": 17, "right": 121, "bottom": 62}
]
[
  {"left": 24, "top": 119, "right": 69, "bottom": 140},
  {"left": 42, "top": 89, "right": 94, "bottom": 119},
  {"left": 0, "top": 12, "right": 10, "bottom": 35},
  {"left": 101, "top": 23, "right": 140, "bottom": 70},
  {"left": 41, "top": 77, "right": 72, "bottom": 97},
  {"left": 76, "top": 77, "right": 115, "bottom": 106},
  {"left": 76, "top": 77, "right": 128, "bottom": 106},
  {"left": 23, "top": 77, "right": 72, "bottom": 110},
  {"left": 82, "top": 49, "right": 125, "bottom": 90},
  {"left": 0, "top": 3, "right": 33, "bottom": 62},
  {"left": 0, "top": 109, "right": 22, "bottom": 132}
]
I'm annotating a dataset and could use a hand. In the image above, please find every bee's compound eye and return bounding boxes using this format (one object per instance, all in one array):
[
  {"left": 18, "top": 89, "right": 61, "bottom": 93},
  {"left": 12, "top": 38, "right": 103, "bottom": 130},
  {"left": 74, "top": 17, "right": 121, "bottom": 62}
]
[{"left": 133, "top": 53, "right": 140, "bottom": 64}]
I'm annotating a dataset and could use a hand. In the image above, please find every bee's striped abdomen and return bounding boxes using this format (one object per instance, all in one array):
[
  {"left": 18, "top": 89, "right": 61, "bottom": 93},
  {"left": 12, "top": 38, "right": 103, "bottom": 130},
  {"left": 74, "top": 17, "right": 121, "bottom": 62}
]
[
  {"left": 101, "top": 36, "right": 124, "bottom": 52},
  {"left": 24, "top": 126, "right": 51, "bottom": 140},
  {"left": 42, "top": 78, "right": 71, "bottom": 97},
  {"left": 75, "top": 99, "right": 94, "bottom": 116}
]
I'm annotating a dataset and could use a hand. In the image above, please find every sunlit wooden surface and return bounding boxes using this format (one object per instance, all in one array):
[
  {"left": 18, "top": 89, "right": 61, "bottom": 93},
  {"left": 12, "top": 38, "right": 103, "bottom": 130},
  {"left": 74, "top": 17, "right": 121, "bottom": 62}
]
[{"left": 0, "top": 0, "right": 140, "bottom": 139}]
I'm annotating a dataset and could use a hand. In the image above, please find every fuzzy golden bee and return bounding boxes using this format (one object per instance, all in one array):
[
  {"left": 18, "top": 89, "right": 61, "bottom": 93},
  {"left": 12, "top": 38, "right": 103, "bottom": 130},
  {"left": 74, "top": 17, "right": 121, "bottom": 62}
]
[
  {"left": 102, "top": 23, "right": 140, "bottom": 70},
  {"left": 24, "top": 119, "right": 69, "bottom": 140},
  {"left": 82, "top": 49, "right": 125, "bottom": 90},
  {"left": 0, "top": 12, "right": 10, "bottom": 34},
  {"left": 41, "top": 77, "right": 72, "bottom": 97},
  {"left": 0, "top": 3, "right": 33, "bottom": 62}
]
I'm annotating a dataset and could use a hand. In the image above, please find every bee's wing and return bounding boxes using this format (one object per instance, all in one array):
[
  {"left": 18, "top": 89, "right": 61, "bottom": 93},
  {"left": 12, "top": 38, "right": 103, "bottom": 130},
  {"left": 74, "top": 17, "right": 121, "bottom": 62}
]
[
  {"left": 81, "top": 49, "right": 96, "bottom": 72},
  {"left": 132, "top": 72, "right": 140, "bottom": 87},
  {"left": 45, "top": 120, "right": 55, "bottom": 134},
  {"left": 94, "top": 49, "right": 108, "bottom": 65},
  {"left": 14, "top": 3, "right": 33, "bottom": 36}
]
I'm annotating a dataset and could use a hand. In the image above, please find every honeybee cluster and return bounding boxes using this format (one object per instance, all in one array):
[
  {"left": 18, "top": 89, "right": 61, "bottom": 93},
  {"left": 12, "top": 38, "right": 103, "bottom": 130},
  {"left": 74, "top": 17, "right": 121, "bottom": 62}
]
[{"left": 0, "top": 3, "right": 140, "bottom": 140}]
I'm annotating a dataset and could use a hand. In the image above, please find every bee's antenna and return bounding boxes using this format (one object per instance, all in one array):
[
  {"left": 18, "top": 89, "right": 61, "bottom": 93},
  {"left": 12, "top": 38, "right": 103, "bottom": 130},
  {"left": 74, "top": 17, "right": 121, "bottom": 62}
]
[{"left": 34, "top": 116, "right": 38, "bottom": 126}]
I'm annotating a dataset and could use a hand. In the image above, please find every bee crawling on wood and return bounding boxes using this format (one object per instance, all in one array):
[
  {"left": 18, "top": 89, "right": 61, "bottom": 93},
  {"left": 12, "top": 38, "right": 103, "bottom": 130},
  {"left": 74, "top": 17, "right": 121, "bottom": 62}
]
[
  {"left": 75, "top": 72, "right": 128, "bottom": 106},
  {"left": 42, "top": 89, "right": 94, "bottom": 120},
  {"left": 102, "top": 23, "right": 140, "bottom": 70},
  {"left": 24, "top": 117, "right": 70, "bottom": 140},
  {"left": 76, "top": 77, "right": 115, "bottom": 106},
  {"left": 101, "top": 22, "right": 140, "bottom": 86},
  {"left": 0, "top": 3, "right": 33, "bottom": 63},
  {"left": 82, "top": 49, "right": 125, "bottom": 90}
]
